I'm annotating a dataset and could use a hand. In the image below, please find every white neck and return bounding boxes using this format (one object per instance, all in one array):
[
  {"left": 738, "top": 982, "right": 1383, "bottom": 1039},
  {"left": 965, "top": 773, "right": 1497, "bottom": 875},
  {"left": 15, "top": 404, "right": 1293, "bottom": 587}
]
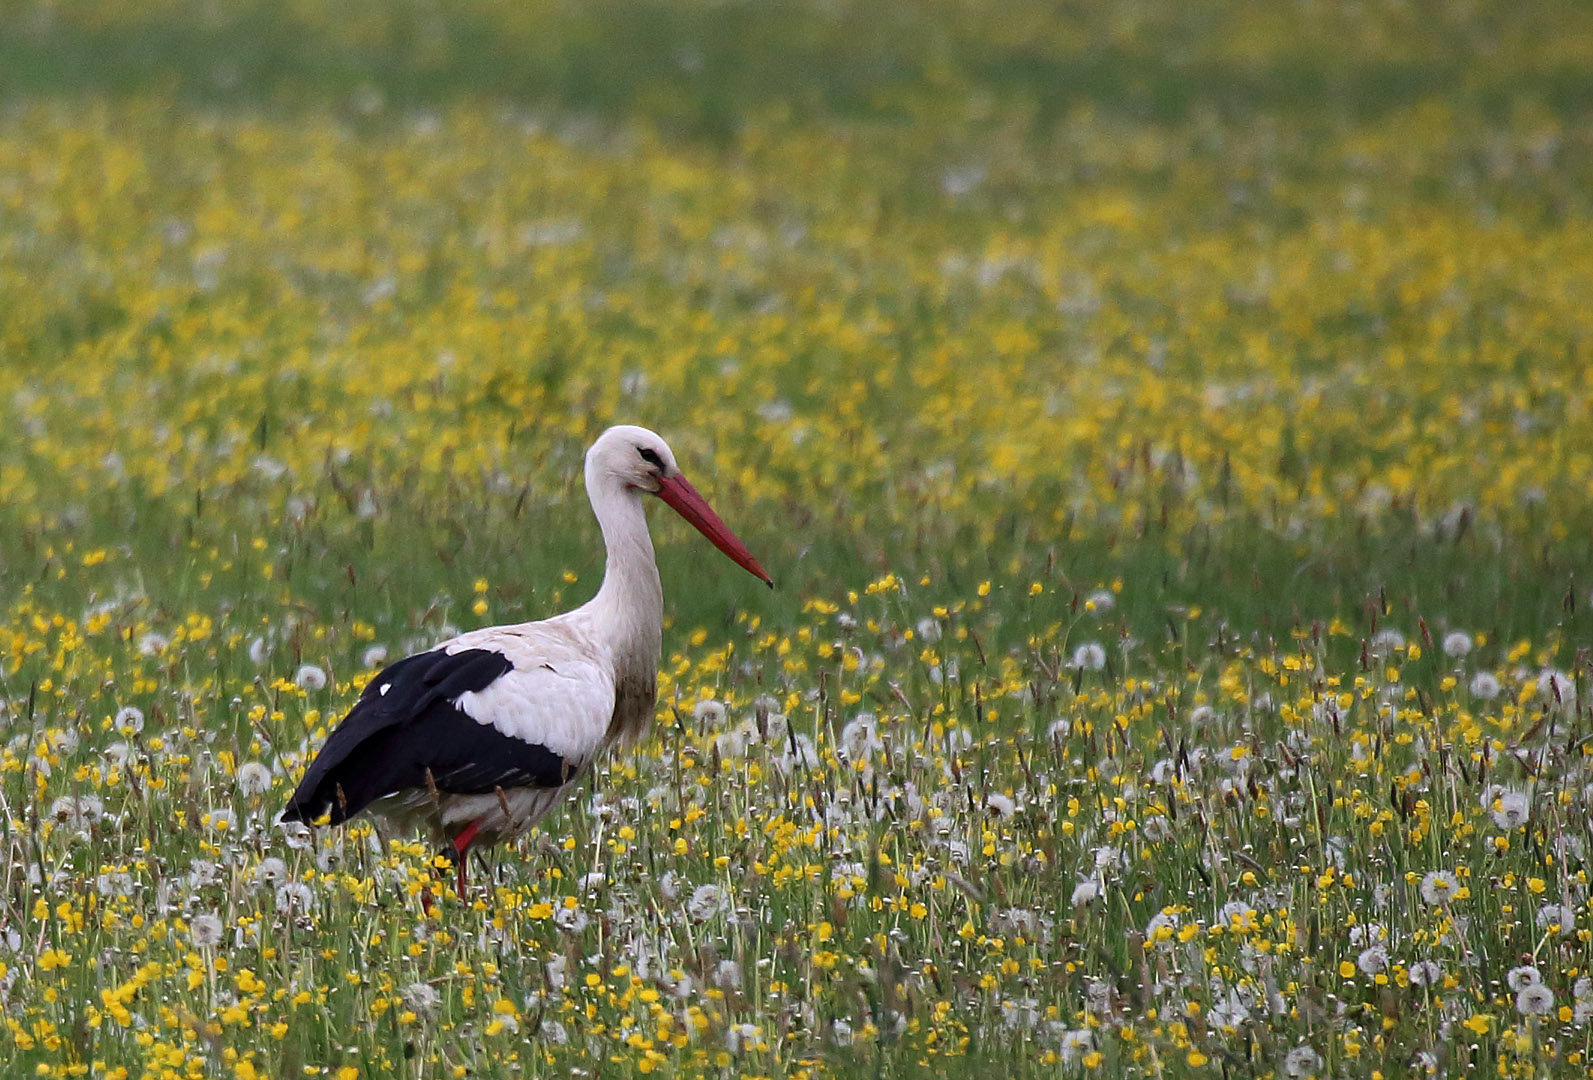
[{"left": 580, "top": 476, "right": 664, "bottom": 664}]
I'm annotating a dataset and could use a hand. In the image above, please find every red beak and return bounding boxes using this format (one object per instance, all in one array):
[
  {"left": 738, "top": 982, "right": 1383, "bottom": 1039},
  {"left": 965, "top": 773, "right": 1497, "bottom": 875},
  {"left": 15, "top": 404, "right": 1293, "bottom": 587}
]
[{"left": 655, "top": 474, "right": 773, "bottom": 587}]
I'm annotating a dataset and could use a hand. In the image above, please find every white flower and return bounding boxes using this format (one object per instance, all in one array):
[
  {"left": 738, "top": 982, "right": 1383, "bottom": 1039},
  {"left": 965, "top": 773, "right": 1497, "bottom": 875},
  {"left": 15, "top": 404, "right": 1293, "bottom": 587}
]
[
  {"left": 1469, "top": 672, "right": 1501, "bottom": 700},
  {"left": 276, "top": 881, "right": 316, "bottom": 912},
  {"left": 1538, "top": 903, "right": 1576, "bottom": 937},
  {"left": 362, "top": 645, "right": 389, "bottom": 669},
  {"left": 915, "top": 617, "right": 941, "bottom": 644},
  {"left": 713, "top": 960, "right": 743, "bottom": 990},
  {"left": 839, "top": 715, "right": 882, "bottom": 760},
  {"left": 137, "top": 632, "right": 169, "bottom": 657},
  {"left": 692, "top": 699, "right": 727, "bottom": 727},
  {"left": 1046, "top": 718, "right": 1070, "bottom": 742},
  {"left": 1188, "top": 704, "right": 1216, "bottom": 726},
  {"left": 1517, "top": 983, "right": 1555, "bottom": 1016},
  {"left": 294, "top": 664, "right": 328, "bottom": 692},
  {"left": 402, "top": 981, "right": 440, "bottom": 1013},
  {"left": 250, "top": 858, "right": 288, "bottom": 889},
  {"left": 190, "top": 913, "right": 224, "bottom": 948},
  {"left": 725, "top": 1022, "right": 761, "bottom": 1053},
  {"left": 48, "top": 795, "right": 103, "bottom": 830},
  {"left": 1490, "top": 789, "right": 1531, "bottom": 830},
  {"left": 553, "top": 905, "right": 589, "bottom": 934},
  {"left": 113, "top": 706, "right": 145, "bottom": 734},
  {"left": 1406, "top": 960, "right": 1442, "bottom": 986},
  {"left": 1071, "top": 643, "right": 1107, "bottom": 671},
  {"left": 1507, "top": 965, "right": 1542, "bottom": 992},
  {"left": 205, "top": 808, "right": 234, "bottom": 833},
  {"left": 985, "top": 793, "right": 1017, "bottom": 819},
  {"left": 237, "top": 762, "right": 273, "bottom": 796},
  {"left": 656, "top": 871, "right": 681, "bottom": 903},
  {"left": 1058, "top": 1028, "right": 1093, "bottom": 1065},
  {"left": 1283, "top": 1045, "right": 1323, "bottom": 1078},
  {"left": 279, "top": 820, "right": 313, "bottom": 850},
  {"left": 96, "top": 870, "right": 133, "bottom": 897},
  {"left": 248, "top": 636, "right": 272, "bottom": 665},
  {"left": 1369, "top": 629, "right": 1406, "bottom": 656},
  {"left": 1356, "top": 945, "right": 1389, "bottom": 975},
  {"left": 1576, "top": 976, "right": 1593, "bottom": 1001},
  {"left": 1538, "top": 668, "right": 1577, "bottom": 711},
  {"left": 687, "top": 884, "right": 726, "bottom": 922},
  {"left": 1442, "top": 631, "right": 1472, "bottom": 658},
  {"left": 1086, "top": 589, "right": 1115, "bottom": 614},
  {"left": 1070, "top": 879, "right": 1100, "bottom": 906},
  {"left": 1419, "top": 870, "right": 1459, "bottom": 905}
]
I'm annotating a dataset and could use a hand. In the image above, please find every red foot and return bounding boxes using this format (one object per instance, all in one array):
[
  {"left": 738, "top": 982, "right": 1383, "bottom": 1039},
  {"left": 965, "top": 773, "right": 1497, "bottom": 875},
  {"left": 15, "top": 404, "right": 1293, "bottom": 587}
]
[{"left": 451, "top": 819, "right": 483, "bottom": 898}]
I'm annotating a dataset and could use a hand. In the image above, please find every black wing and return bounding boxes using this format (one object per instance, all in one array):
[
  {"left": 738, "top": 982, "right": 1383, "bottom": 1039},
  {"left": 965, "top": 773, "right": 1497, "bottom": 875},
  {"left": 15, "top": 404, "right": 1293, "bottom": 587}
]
[{"left": 280, "top": 647, "right": 576, "bottom": 826}]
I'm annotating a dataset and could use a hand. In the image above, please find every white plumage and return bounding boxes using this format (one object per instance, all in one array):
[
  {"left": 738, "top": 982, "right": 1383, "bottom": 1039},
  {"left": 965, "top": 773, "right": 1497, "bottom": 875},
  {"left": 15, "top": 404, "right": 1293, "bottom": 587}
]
[{"left": 282, "top": 425, "right": 771, "bottom": 893}]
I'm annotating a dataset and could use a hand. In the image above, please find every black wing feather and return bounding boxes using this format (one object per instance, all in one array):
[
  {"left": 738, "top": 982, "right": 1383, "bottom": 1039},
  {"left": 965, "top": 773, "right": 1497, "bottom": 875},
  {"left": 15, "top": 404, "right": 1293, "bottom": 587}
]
[{"left": 281, "top": 647, "right": 576, "bottom": 826}]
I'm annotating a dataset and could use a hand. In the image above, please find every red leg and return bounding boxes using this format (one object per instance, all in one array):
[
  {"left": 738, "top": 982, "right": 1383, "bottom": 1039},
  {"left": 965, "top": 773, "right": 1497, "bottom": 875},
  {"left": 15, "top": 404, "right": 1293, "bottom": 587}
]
[{"left": 451, "top": 819, "right": 483, "bottom": 897}]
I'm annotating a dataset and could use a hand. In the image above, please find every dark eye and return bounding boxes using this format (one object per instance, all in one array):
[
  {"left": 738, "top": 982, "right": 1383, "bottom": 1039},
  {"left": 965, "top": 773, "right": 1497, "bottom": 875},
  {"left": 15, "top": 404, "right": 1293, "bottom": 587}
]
[{"left": 637, "top": 447, "right": 664, "bottom": 469}]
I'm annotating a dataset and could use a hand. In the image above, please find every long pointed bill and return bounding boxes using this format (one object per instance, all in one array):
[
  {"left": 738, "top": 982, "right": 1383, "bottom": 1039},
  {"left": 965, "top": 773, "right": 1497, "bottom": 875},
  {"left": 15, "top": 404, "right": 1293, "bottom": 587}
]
[{"left": 656, "top": 474, "right": 773, "bottom": 587}]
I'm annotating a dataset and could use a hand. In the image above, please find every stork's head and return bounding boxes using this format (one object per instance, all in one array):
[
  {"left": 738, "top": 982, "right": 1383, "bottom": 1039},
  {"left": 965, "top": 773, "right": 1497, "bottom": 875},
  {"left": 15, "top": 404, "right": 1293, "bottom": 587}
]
[{"left": 586, "top": 425, "right": 773, "bottom": 587}]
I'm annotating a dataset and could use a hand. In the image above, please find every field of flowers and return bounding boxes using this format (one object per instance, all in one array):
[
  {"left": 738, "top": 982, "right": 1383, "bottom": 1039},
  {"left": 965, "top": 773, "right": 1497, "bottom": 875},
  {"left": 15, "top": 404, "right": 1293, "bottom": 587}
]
[{"left": 4, "top": 1, "right": 1593, "bottom": 1077}]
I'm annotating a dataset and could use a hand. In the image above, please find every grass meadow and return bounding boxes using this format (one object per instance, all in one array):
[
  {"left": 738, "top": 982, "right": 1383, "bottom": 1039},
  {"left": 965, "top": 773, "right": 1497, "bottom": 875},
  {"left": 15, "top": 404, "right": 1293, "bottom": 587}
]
[{"left": 4, "top": 1, "right": 1593, "bottom": 1076}]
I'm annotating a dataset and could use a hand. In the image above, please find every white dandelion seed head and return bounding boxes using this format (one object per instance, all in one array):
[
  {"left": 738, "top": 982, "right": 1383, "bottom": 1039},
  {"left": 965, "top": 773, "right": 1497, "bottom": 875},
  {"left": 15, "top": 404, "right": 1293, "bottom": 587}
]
[
  {"left": 1188, "top": 705, "right": 1216, "bottom": 727},
  {"left": 1575, "top": 976, "right": 1593, "bottom": 1002},
  {"left": 1046, "top": 718, "right": 1070, "bottom": 743},
  {"left": 1506, "top": 965, "right": 1542, "bottom": 992},
  {"left": 402, "top": 981, "right": 440, "bottom": 1013},
  {"left": 1283, "top": 1045, "right": 1324, "bottom": 1078},
  {"left": 247, "top": 636, "right": 272, "bottom": 665},
  {"left": 1441, "top": 631, "right": 1472, "bottom": 658},
  {"left": 250, "top": 858, "right": 288, "bottom": 890},
  {"left": 553, "top": 905, "right": 589, "bottom": 934},
  {"left": 137, "top": 632, "right": 169, "bottom": 657},
  {"left": 1537, "top": 668, "right": 1577, "bottom": 711},
  {"left": 1071, "top": 642, "right": 1107, "bottom": 671},
  {"left": 190, "top": 913, "right": 224, "bottom": 948},
  {"left": 687, "top": 884, "right": 727, "bottom": 922},
  {"left": 839, "top": 714, "right": 882, "bottom": 760},
  {"left": 691, "top": 698, "right": 727, "bottom": 727},
  {"left": 237, "top": 762, "right": 273, "bottom": 796},
  {"left": 1369, "top": 629, "right": 1406, "bottom": 656},
  {"left": 915, "top": 617, "right": 941, "bottom": 644},
  {"left": 1356, "top": 945, "right": 1389, "bottom": 975},
  {"left": 361, "top": 645, "right": 389, "bottom": 669},
  {"left": 1419, "top": 870, "right": 1458, "bottom": 905},
  {"left": 1406, "top": 960, "right": 1442, "bottom": 987},
  {"left": 985, "top": 792, "right": 1017, "bottom": 819},
  {"left": 1536, "top": 903, "right": 1576, "bottom": 937},
  {"left": 1086, "top": 589, "right": 1115, "bottom": 614},
  {"left": 1490, "top": 789, "right": 1531, "bottom": 830},
  {"left": 1469, "top": 672, "right": 1501, "bottom": 700},
  {"left": 96, "top": 870, "right": 133, "bottom": 897},
  {"left": 656, "top": 870, "right": 681, "bottom": 903},
  {"left": 294, "top": 664, "right": 328, "bottom": 692},
  {"left": 279, "top": 820, "right": 313, "bottom": 850},
  {"left": 276, "top": 881, "right": 316, "bottom": 912},
  {"left": 1516, "top": 983, "right": 1555, "bottom": 1016},
  {"left": 713, "top": 959, "right": 743, "bottom": 991},
  {"left": 113, "top": 706, "right": 145, "bottom": 734}
]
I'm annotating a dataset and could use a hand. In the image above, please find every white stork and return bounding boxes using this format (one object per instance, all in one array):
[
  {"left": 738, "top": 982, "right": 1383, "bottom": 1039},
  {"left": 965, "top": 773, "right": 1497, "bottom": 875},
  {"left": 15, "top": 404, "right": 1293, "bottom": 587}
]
[{"left": 281, "top": 425, "right": 770, "bottom": 895}]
